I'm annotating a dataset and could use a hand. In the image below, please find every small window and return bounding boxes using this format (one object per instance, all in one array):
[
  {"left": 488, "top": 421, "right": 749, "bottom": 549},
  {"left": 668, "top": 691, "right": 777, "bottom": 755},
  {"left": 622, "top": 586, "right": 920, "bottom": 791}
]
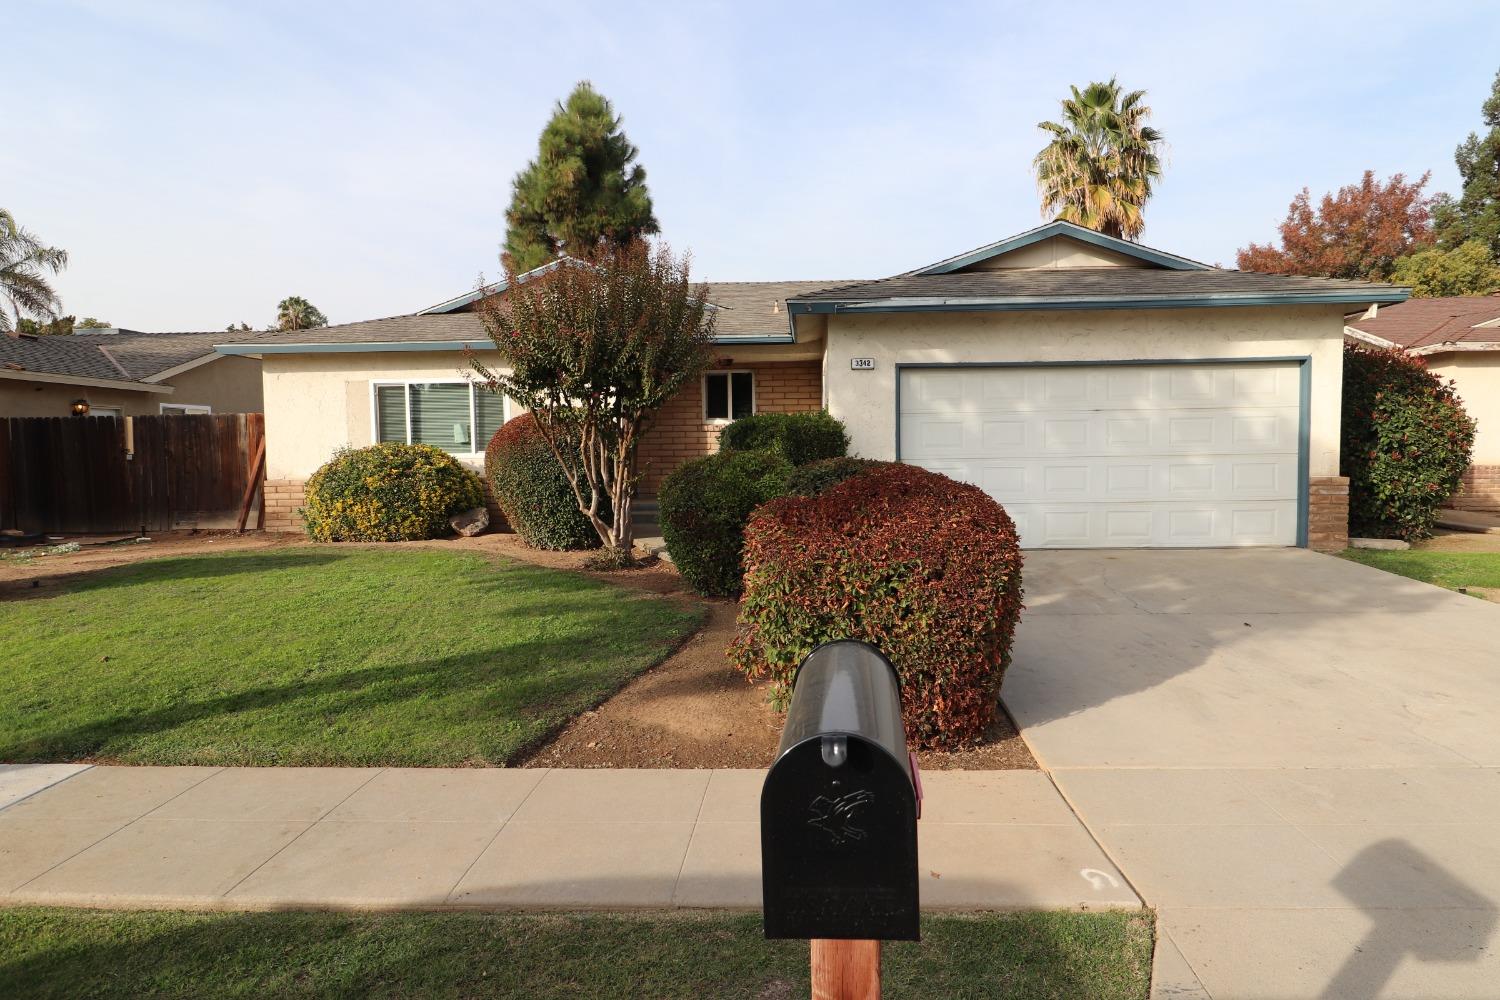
[
  {"left": 704, "top": 370, "right": 754, "bottom": 422},
  {"left": 372, "top": 381, "right": 507, "bottom": 455},
  {"left": 91, "top": 406, "right": 122, "bottom": 419},
  {"left": 160, "top": 403, "right": 211, "bottom": 415}
]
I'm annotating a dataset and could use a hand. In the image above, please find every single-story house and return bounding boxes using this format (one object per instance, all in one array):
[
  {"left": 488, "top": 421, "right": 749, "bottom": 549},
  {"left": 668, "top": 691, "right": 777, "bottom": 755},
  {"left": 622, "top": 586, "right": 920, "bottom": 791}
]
[
  {"left": 221, "top": 221, "right": 1408, "bottom": 550},
  {"left": 1344, "top": 295, "right": 1500, "bottom": 512},
  {"left": 0, "top": 328, "right": 264, "bottom": 418}
]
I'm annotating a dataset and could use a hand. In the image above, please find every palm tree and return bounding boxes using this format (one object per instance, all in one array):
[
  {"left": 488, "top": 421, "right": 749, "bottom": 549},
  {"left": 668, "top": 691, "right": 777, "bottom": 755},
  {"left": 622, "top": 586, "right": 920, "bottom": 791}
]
[
  {"left": 275, "top": 296, "right": 328, "bottom": 331},
  {"left": 1034, "top": 79, "right": 1165, "bottom": 240},
  {"left": 0, "top": 209, "right": 68, "bottom": 335}
]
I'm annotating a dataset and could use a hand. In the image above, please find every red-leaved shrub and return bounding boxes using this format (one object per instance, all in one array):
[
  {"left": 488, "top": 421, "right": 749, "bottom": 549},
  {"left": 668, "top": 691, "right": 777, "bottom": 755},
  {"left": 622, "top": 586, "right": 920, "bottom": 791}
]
[{"left": 730, "top": 463, "right": 1024, "bottom": 750}]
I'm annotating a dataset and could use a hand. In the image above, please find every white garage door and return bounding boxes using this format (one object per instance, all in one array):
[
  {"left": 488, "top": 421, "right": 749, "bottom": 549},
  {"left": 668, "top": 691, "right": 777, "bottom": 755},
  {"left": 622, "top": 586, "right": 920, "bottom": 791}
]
[{"left": 899, "top": 362, "right": 1303, "bottom": 548}]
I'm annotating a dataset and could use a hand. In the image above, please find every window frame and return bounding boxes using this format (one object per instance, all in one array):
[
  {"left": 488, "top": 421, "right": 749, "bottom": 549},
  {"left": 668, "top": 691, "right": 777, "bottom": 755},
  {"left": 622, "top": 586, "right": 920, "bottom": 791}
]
[
  {"left": 91, "top": 406, "right": 123, "bottom": 419},
  {"left": 159, "top": 403, "right": 211, "bottom": 415},
  {"left": 702, "top": 369, "right": 756, "bottom": 424},
  {"left": 368, "top": 379, "right": 508, "bottom": 457}
]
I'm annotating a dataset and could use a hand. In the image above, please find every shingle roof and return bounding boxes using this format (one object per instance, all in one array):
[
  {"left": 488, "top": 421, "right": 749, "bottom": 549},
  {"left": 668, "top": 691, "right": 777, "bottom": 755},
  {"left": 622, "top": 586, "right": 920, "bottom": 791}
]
[
  {"left": 701, "top": 281, "right": 855, "bottom": 337},
  {"left": 790, "top": 268, "right": 1407, "bottom": 306},
  {"left": 1344, "top": 296, "right": 1500, "bottom": 350},
  {"left": 0, "top": 328, "right": 263, "bottom": 385}
]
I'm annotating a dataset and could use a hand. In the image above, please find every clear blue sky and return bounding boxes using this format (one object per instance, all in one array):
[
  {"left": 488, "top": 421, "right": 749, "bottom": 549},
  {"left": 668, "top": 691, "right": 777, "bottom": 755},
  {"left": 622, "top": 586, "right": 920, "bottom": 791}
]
[{"left": 8, "top": 0, "right": 1499, "bottom": 331}]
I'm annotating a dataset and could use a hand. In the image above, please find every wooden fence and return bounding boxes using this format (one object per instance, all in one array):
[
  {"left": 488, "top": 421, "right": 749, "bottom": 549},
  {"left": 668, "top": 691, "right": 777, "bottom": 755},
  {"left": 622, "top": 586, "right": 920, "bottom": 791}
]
[{"left": 0, "top": 413, "right": 265, "bottom": 534}]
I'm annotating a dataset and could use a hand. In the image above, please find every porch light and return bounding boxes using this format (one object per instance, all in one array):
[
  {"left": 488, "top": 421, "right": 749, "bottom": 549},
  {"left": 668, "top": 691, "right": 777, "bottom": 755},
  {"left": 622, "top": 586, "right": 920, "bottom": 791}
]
[{"left": 70, "top": 399, "right": 90, "bottom": 416}]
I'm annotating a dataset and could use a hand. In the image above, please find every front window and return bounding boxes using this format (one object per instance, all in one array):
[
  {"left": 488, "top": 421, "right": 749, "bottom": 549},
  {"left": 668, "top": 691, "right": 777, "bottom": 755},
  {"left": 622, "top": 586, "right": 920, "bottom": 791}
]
[
  {"left": 373, "top": 381, "right": 506, "bottom": 454},
  {"left": 160, "top": 403, "right": 211, "bottom": 415},
  {"left": 704, "top": 370, "right": 754, "bottom": 422}
]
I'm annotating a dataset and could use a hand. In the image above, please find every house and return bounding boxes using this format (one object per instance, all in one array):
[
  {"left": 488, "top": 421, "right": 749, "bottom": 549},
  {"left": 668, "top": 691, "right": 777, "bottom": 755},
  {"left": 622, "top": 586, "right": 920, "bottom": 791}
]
[
  {"left": 1344, "top": 295, "right": 1500, "bottom": 512},
  {"left": 0, "top": 328, "right": 264, "bottom": 418},
  {"left": 222, "top": 221, "right": 1407, "bottom": 550}
]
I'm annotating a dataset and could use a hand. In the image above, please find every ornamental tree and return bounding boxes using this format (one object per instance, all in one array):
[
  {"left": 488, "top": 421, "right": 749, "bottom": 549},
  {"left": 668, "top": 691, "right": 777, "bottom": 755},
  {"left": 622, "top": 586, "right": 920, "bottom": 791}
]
[
  {"left": 1237, "top": 171, "right": 1434, "bottom": 281},
  {"left": 470, "top": 241, "right": 714, "bottom": 560}
]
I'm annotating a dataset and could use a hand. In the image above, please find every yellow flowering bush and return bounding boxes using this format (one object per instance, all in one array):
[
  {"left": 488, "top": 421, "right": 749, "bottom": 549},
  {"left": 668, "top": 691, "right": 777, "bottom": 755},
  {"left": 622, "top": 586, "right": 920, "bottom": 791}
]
[{"left": 301, "top": 443, "right": 485, "bottom": 542}]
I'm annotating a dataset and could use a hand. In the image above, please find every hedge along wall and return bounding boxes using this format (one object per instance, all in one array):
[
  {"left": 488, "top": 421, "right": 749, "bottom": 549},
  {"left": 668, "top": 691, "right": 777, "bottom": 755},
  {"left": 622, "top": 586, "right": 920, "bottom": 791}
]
[
  {"left": 485, "top": 413, "right": 604, "bottom": 550},
  {"left": 301, "top": 442, "right": 485, "bottom": 542},
  {"left": 731, "top": 463, "right": 1024, "bottom": 750}
]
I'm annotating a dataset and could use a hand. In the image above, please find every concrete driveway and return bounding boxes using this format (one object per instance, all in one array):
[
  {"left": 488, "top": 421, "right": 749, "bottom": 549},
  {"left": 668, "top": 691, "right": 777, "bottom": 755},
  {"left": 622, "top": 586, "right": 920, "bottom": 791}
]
[{"left": 1005, "top": 549, "right": 1500, "bottom": 1000}]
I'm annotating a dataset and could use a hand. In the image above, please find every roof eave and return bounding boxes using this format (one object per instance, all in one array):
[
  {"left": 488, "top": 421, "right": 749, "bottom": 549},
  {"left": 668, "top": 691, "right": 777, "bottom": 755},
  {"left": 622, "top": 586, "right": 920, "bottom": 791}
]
[
  {"left": 0, "top": 368, "right": 176, "bottom": 393},
  {"left": 787, "top": 288, "right": 1411, "bottom": 316}
]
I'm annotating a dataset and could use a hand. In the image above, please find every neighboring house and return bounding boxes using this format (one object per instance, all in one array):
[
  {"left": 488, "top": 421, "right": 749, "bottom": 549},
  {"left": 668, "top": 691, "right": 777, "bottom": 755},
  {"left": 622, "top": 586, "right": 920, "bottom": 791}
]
[
  {"left": 0, "top": 328, "right": 265, "bottom": 418},
  {"left": 222, "top": 220, "right": 1406, "bottom": 550},
  {"left": 1345, "top": 295, "right": 1500, "bottom": 512}
]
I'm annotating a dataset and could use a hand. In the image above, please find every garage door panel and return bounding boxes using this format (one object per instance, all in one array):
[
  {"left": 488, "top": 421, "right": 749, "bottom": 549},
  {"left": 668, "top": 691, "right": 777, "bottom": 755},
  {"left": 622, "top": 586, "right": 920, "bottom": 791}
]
[{"left": 899, "top": 363, "right": 1303, "bottom": 549}]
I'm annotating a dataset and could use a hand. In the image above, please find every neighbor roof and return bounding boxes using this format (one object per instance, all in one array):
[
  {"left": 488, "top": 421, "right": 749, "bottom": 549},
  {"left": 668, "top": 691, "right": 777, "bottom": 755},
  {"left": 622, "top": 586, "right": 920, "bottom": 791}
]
[
  {"left": 789, "top": 268, "right": 1409, "bottom": 317},
  {"left": 1344, "top": 296, "right": 1500, "bottom": 352},
  {"left": 0, "top": 329, "right": 251, "bottom": 390}
]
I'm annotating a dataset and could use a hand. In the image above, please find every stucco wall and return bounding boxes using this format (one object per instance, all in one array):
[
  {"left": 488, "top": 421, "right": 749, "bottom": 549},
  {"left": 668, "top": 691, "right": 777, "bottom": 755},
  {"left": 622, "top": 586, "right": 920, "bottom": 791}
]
[
  {"left": 261, "top": 350, "right": 510, "bottom": 479},
  {"left": 165, "top": 355, "right": 264, "bottom": 413},
  {"left": 1427, "top": 354, "right": 1500, "bottom": 464},
  {"left": 823, "top": 304, "right": 1348, "bottom": 478},
  {"left": 970, "top": 235, "right": 1151, "bottom": 270}
]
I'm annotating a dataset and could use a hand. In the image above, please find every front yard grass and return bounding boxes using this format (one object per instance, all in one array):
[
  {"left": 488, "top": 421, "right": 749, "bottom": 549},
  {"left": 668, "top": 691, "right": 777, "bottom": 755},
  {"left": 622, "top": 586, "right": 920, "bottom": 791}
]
[
  {"left": 0, "top": 908, "right": 1155, "bottom": 1000},
  {"left": 0, "top": 547, "right": 702, "bottom": 766},
  {"left": 1340, "top": 548, "right": 1500, "bottom": 593}
]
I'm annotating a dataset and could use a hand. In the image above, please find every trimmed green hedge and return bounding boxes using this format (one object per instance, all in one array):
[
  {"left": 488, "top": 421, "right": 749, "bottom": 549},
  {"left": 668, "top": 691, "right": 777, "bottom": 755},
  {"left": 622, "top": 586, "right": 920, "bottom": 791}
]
[
  {"left": 786, "top": 457, "right": 889, "bottom": 496},
  {"left": 485, "top": 414, "right": 603, "bottom": 550},
  {"left": 731, "top": 463, "right": 1024, "bottom": 750},
  {"left": 658, "top": 450, "right": 793, "bottom": 597},
  {"left": 302, "top": 443, "right": 485, "bottom": 542},
  {"left": 1342, "top": 343, "right": 1476, "bottom": 541},
  {"left": 718, "top": 411, "right": 849, "bottom": 467}
]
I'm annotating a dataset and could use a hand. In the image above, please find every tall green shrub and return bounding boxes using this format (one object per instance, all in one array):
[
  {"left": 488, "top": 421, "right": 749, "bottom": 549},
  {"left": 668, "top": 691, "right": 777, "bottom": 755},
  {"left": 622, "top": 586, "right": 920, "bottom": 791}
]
[
  {"left": 485, "top": 414, "right": 604, "bottom": 550},
  {"left": 1342, "top": 342, "right": 1476, "bottom": 541},
  {"left": 301, "top": 443, "right": 484, "bottom": 542},
  {"left": 658, "top": 450, "right": 793, "bottom": 597},
  {"left": 718, "top": 411, "right": 849, "bottom": 467}
]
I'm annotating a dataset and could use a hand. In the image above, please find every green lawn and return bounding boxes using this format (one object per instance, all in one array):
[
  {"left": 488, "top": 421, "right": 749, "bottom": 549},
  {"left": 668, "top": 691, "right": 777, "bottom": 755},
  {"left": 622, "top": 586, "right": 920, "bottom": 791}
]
[
  {"left": 0, "top": 908, "right": 1155, "bottom": 1000},
  {"left": 1340, "top": 549, "right": 1500, "bottom": 592},
  {"left": 0, "top": 547, "right": 702, "bottom": 766}
]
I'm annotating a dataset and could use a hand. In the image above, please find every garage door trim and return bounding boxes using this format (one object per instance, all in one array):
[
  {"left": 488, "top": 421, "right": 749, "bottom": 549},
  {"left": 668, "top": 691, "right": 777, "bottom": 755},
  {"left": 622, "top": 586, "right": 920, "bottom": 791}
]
[{"left": 893, "top": 356, "right": 1312, "bottom": 548}]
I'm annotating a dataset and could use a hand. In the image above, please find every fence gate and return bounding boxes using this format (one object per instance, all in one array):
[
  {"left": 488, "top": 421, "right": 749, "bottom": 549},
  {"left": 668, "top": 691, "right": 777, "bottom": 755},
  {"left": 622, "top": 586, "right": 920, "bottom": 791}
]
[{"left": 0, "top": 413, "right": 265, "bottom": 534}]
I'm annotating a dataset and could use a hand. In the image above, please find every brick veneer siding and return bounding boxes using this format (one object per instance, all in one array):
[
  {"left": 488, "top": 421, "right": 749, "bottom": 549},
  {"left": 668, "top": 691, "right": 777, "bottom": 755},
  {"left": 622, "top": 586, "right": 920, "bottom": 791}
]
[
  {"left": 1452, "top": 465, "right": 1500, "bottom": 513},
  {"left": 263, "top": 478, "right": 306, "bottom": 533},
  {"left": 635, "top": 360, "right": 823, "bottom": 496},
  {"left": 1307, "top": 476, "right": 1350, "bottom": 553}
]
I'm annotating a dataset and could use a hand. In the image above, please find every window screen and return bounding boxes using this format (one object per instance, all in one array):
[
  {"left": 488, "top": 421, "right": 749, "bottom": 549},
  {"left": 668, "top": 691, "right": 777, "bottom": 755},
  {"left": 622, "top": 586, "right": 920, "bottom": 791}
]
[
  {"left": 475, "top": 389, "right": 507, "bottom": 447},
  {"left": 375, "top": 384, "right": 408, "bottom": 443},
  {"left": 409, "top": 383, "right": 472, "bottom": 453},
  {"left": 704, "top": 372, "right": 729, "bottom": 420},
  {"left": 730, "top": 372, "right": 754, "bottom": 420}
]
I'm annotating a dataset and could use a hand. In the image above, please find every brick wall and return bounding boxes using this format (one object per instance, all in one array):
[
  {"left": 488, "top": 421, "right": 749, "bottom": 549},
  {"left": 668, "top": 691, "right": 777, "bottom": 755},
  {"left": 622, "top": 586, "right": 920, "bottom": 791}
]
[
  {"left": 1452, "top": 465, "right": 1500, "bottom": 513},
  {"left": 635, "top": 360, "right": 822, "bottom": 496},
  {"left": 263, "top": 478, "right": 306, "bottom": 533},
  {"left": 1307, "top": 476, "right": 1349, "bottom": 552}
]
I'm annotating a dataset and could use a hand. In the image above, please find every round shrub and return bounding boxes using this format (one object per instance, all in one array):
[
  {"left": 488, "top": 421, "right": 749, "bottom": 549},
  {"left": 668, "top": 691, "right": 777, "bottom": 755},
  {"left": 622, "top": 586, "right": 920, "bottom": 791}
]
[
  {"left": 1342, "top": 342, "right": 1476, "bottom": 541},
  {"left": 718, "top": 410, "right": 849, "bottom": 467},
  {"left": 659, "top": 449, "right": 793, "bottom": 597},
  {"left": 485, "top": 414, "right": 603, "bottom": 550},
  {"left": 730, "top": 463, "right": 1024, "bottom": 750},
  {"left": 302, "top": 443, "right": 485, "bottom": 542},
  {"left": 786, "top": 457, "right": 889, "bottom": 496}
]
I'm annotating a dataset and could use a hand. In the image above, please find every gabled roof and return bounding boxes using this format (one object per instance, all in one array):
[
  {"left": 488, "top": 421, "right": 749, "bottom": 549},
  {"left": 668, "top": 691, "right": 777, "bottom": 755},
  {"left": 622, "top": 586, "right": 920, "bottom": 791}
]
[
  {"left": 0, "top": 329, "right": 258, "bottom": 391},
  {"left": 912, "top": 220, "right": 1211, "bottom": 275},
  {"left": 1343, "top": 296, "right": 1500, "bottom": 352}
]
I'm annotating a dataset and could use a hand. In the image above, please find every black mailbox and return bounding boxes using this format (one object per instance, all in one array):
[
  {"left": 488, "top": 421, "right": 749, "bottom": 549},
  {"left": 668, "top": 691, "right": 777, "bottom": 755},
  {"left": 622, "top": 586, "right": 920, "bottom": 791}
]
[{"left": 761, "top": 640, "right": 920, "bottom": 941}]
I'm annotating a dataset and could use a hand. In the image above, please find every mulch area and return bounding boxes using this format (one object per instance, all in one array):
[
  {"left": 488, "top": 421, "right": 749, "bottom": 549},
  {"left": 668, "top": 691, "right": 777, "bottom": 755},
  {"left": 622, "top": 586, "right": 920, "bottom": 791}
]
[{"left": 0, "top": 528, "right": 1037, "bottom": 770}]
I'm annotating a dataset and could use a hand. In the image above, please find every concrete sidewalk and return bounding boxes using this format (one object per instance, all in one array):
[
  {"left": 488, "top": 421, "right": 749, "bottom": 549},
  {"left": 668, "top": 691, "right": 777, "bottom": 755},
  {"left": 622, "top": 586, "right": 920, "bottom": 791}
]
[{"left": 0, "top": 764, "right": 1138, "bottom": 913}]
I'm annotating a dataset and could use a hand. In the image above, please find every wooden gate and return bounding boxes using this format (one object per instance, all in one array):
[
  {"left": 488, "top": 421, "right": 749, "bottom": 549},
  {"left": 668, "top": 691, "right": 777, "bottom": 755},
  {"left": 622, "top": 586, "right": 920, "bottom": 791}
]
[{"left": 0, "top": 413, "right": 265, "bottom": 534}]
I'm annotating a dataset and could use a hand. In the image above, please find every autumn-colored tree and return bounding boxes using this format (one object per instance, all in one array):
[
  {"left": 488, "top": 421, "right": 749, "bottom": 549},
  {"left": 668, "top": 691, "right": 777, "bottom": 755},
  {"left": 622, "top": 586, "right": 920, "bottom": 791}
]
[
  {"left": 470, "top": 242, "right": 714, "bottom": 562},
  {"left": 1237, "top": 171, "right": 1434, "bottom": 280}
]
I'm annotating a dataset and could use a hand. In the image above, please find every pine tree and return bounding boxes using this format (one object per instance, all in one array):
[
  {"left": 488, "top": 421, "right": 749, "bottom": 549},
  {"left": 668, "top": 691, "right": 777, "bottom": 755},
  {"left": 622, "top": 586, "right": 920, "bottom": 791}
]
[
  {"left": 1434, "top": 69, "right": 1500, "bottom": 256},
  {"left": 503, "top": 82, "right": 659, "bottom": 273}
]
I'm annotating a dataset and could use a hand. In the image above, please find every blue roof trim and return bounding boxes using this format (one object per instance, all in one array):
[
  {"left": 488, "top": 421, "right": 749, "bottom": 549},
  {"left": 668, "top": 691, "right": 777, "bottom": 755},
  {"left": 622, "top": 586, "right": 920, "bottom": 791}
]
[
  {"left": 914, "top": 220, "right": 1211, "bottom": 275},
  {"left": 786, "top": 287, "right": 1410, "bottom": 318}
]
